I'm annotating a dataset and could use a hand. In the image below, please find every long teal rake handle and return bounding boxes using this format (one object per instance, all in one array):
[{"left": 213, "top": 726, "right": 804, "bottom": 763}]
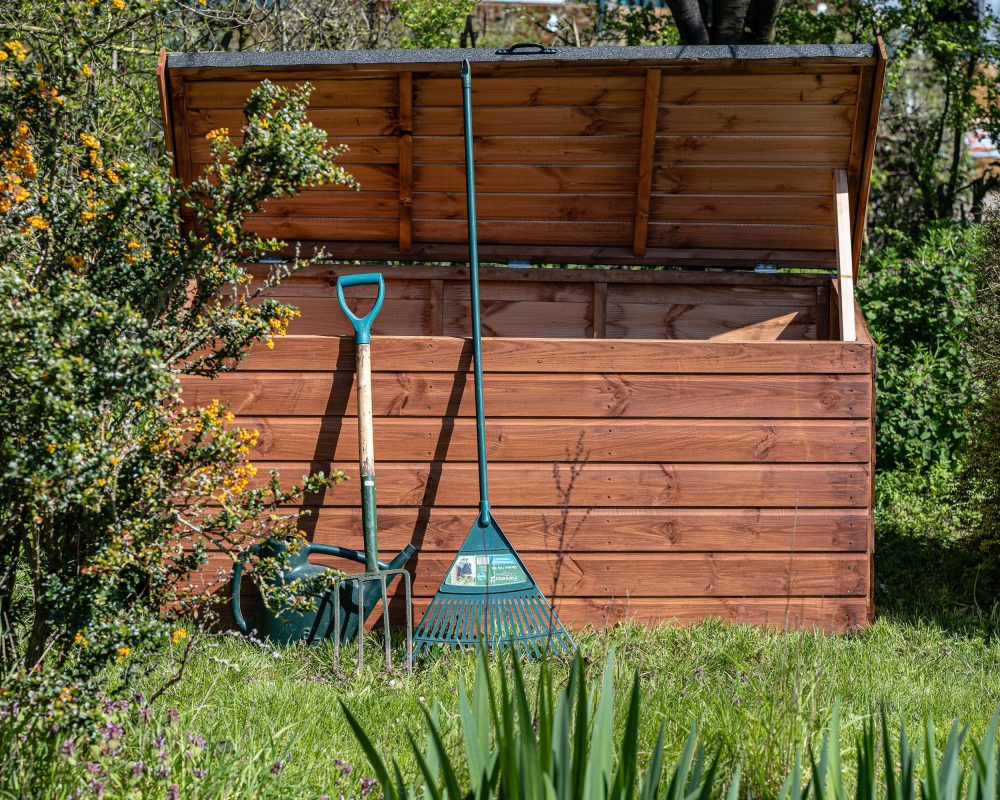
[
  {"left": 462, "top": 60, "right": 491, "bottom": 530},
  {"left": 336, "top": 273, "right": 385, "bottom": 572}
]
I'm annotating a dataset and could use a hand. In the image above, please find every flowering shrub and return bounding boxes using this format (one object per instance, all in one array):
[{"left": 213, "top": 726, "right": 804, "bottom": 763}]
[{"left": 0, "top": 4, "right": 350, "bottom": 742}]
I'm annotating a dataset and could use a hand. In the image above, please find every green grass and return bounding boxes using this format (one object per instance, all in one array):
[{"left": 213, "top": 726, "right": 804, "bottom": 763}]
[
  {"left": 137, "top": 617, "right": 1000, "bottom": 798},
  {"left": 8, "top": 467, "right": 997, "bottom": 799}
]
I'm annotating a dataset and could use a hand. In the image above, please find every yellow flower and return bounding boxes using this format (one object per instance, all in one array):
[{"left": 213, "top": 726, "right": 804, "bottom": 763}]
[
  {"left": 65, "top": 254, "right": 84, "bottom": 270},
  {"left": 0, "top": 51, "right": 7, "bottom": 62},
  {"left": 26, "top": 215, "right": 47, "bottom": 230},
  {"left": 47, "top": 442, "right": 58, "bottom": 453},
  {"left": 171, "top": 627, "right": 187, "bottom": 644},
  {"left": 115, "top": 646, "right": 131, "bottom": 662},
  {"left": 113, "top": 0, "right": 124, "bottom": 8},
  {"left": 5, "top": 41, "right": 26, "bottom": 61},
  {"left": 73, "top": 631, "right": 87, "bottom": 646},
  {"left": 106, "top": 170, "right": 119, "bottom": 184},
  {"left": 80, "top": 133, "right": 100, "bottom": 150},
  {"left": 58, "top": 687, "right": 73, "bottom": 704},
  {"left": 81, "top": 63, "right": 93, "bottom": 77},
  {"left": 96, "top": 478, "right": 106, "bottom": 487},
  {"left": 80, "top": 210, "right": 95, "bottom": 224}
]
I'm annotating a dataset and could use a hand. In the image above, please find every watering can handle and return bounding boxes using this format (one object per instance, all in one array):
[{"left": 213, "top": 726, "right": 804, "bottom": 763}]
[
  {"left": 336, "top": 273, "right": 385, "bottom": 345},
  {"left": 230, "top": 542, "right": 263, "bottom": 635}
]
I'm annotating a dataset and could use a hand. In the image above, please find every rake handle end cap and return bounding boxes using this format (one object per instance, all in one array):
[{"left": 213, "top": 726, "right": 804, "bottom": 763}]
[{"left": 336, "top": 273, "right": 385, "bottom": 345}]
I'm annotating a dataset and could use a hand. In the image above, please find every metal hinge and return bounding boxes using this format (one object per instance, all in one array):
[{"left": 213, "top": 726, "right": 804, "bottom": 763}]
[{"left": 754, "top": 262, "right": 779, "bottom": 273}]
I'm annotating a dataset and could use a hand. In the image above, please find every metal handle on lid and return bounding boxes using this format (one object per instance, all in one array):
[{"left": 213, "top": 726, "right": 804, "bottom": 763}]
[{"left": 495, "top": 42, "right": 556, "bottom": 55}]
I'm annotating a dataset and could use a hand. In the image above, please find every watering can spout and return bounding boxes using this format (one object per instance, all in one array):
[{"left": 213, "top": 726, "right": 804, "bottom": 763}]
[{"left": 386, "top": 544, "right": 416, "bottom": 571}]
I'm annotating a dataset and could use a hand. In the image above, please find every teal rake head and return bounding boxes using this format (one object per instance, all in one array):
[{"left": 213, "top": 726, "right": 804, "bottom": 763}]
[{"left": 412, "top": 513, "right": 574, "bottom": 659}]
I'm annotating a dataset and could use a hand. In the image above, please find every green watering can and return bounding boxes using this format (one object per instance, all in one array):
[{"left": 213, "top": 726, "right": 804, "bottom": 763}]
[{"left": 231, "top": 539, "right": 413, "bottom": 646}]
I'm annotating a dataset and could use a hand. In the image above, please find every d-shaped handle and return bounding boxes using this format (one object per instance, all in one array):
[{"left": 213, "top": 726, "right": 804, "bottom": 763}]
[
  {"left": 495, "top": 42, "right": 556, "bottom": 55},
  {"left": 336, "top": 273, "right": 385, "bottom": 344}
]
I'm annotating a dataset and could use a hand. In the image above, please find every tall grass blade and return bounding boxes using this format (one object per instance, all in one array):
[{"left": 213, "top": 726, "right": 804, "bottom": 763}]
[{"left": 340, "top": 701, "right": 402, "bottom": 800}]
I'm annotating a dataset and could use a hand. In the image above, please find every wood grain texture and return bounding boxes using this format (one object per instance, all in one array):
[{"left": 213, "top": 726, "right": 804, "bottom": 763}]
[
  {"left": 398, "top": 71, "right": 413, "bottom": 252},
  {"left": 272, "top": 506, "right": 871, "bottom": 552},
  {"left": 238, "top": 417, "right": 871, "bottom": 463},
  {"left": 208, "top": 550, "right": 869, "bottom": 596},
  {"left": 183, "top": 372, "right": 871, "bottom": 419},
  {"left": 633, "top": 69, "right": 662, "bottom": 256},
  {"left": 245, "top": 461, "right": 871, "bottom": 508},
  {"left": 235, "top": 335, "right": 874, "bottom": 374}
]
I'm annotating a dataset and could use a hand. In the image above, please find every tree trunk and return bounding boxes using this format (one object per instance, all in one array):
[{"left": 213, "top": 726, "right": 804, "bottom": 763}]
[
  {"left": 665, "top": 0, "right": 710, "bottom": 44},
  {"left": 743, "top": 0, "right": 783, "bottom": 44},
  {"left": 710, "top": 0, "right": 751, "bottom": 44}
]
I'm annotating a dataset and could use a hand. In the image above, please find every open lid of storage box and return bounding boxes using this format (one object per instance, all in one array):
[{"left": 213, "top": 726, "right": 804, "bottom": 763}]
[{"left": 159, "top": 42, "right": 885, "bottom": 278}]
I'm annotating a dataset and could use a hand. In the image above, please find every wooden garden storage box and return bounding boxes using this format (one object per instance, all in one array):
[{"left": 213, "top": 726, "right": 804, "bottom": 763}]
[{"left": 161, "top": 42, "right": 885, "bottom": 633}]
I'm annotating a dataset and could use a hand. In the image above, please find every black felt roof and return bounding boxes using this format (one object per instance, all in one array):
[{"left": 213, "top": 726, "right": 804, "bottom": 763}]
[{"left": 167, "top": 43, "right": 875, "bottom": 71}]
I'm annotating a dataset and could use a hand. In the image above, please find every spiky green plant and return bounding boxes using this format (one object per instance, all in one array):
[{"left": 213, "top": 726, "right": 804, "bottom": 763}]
[{"left": 341, "top": 646, "right": 739, "bottom": 800}]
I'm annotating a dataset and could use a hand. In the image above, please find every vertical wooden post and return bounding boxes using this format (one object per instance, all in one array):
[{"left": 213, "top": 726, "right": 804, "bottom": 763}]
[
  {"left": 632, "top": 68, "right": 661, "bottom": 257},
  {"left": 834, "top": 169, "right": 856, "bottom": 343},
  {"left": 398, "top": 71, "right": 413, "bottom": 253}
]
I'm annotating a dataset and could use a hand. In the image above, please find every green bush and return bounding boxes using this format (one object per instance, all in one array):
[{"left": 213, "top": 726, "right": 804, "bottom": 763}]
[
  {"left": 858, "top": 223, "right": 979, "bottom": 471},
  {"left": 965, "top": 205, "right": 1000, "bottom": 590}
]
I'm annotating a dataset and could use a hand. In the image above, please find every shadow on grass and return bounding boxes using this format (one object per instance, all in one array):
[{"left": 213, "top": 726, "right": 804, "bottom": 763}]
[{"left": 874, "top": 468, "right": 997, "bottom": 637}]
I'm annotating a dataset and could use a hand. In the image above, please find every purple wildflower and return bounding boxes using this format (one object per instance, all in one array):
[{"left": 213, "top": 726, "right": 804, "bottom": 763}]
[
  {"left": 153, "top": 736, "right": 166, "bottom": 747},
  {"left": 158, "top": 768, "right": 170, "bottom": 780},
  {"left": 60, "top": 738, "right": 76, "bottom": 757},
  {"left": 272, "top": 760, "right": 284, "bottom": 775},
  {"left": 335, "top": 758, "right": 353, "bottom": 777},
  {"left": 139, "top": 705, "right": 153, "bottom": 725},
  {"left": 132, "top": 761, "right": 147, "bottom": 776},
  {"left": 102, "top": 722, "right": 124, "bottom": 740},
  {"left": 194, "top": 767, "right": 208, "bottom": 779},
  {"left": 187, "top": 732, "right": 206, "bottom": 748},
  {"left": 360, "top": 777, "right": 378, "bottom": 797},
  {"left": 166, "top": 784, "right": 180, "bottom": 800},
  {"left": 166, "top": 708, "right": 179, "bottom": 724},
  {"left": 89, "top": 779, "right": 105, "bottom": 797},
  {"left": 85, "top": 762, "right": 104, "bottom": 776}
]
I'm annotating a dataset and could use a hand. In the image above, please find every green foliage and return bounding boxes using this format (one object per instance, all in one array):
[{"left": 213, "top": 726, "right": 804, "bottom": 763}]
[
  {"left": 394, "top": 0, "right": 475, "bottom": 49},
  {"left": 0, "top": 5, "right": 350, "bottom": 734},
  {"left": 343, "top": 645, "right": 735, "bottom": 800},
  {"left": 857, "top": 223, "right": 978, "bottom": 470},
  {"left": 965, "top": 204, "right": 1000, "bottom": 591},
  {"left": 776, "top": 0, "right": 1000, "bottom": 239}
]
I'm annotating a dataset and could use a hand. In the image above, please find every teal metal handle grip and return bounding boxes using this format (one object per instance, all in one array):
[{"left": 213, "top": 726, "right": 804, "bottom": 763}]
[
  {"left": 336, "top": 273, "right": 385, "bottom": 344},
  {"left": 230, "top": 542, "right": 263, "bottom": 635}
]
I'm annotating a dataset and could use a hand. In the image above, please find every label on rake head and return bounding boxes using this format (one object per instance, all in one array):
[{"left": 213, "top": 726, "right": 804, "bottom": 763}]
[{"left": 445, "top": 554, "right": 526, "bottom": 587}]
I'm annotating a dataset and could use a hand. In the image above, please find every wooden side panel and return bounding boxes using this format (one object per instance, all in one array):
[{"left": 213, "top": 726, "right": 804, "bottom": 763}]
[{"left": 181, "top": 266, "right": 874, "bottom": 632}]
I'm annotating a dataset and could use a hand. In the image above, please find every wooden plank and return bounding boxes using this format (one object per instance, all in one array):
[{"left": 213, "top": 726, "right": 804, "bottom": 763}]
[
  {"left": 277, "top": 506, "right": 871, "bottom": 552},
  {"left": 274, "top": 297, "right": 429, "bottom": 337},
  {"left": 655, "top": 135, "right": 851, "bottom": 165},
  {"left": 653, "top": 165, "right": 840, "bottom": 195},
  {"left": 657, "top": 104, "right": 854, "bottom": 135},
  {"left": 659, "top": 73, "right": 859, "bottom": 105},
  {"left": 648, "top": 222, "right": 834, "bottom": 251},
  {"left": 238, "top": 417, "right": 872, "bottom": 463},
  {"left": 414, "top": 219, "right": 831, "bottom": 251},
  {"left": 398, "top": 71, "right": 413, "bottom": 252},
  {"left": 414, "top": 75, "right": 647, "bottom": 107},
  {"left": 633, "top": 69, "right": 662, "bottom": 256},
  {"left": 443, "top": 300, "right": 593, "bottom": 338},
  {"left": 255, "top": 191, "right": 400, "bottom": 219},
  {"left": 593, "top": 282, "right": 607, "bottom": 339},
  {"left": 415, "top": 105, "right": 644, "bottom": 136},
  {"left": 236, "top": 335, "right": 874, "bottom": 374},
  {"left": 183, "top": 372, "right": 872, "bottom": 419},
  {"left": 605, "top": 281, "right": 818, "bottom": 307},
  {"left": 184, "top": 78, "right": 400, "bottom": 108},
  {"left": 210, "top": 592, "right": 869, "bottom": 634},
  {"left": 186, "top": 107, "right": 400, "bottom": 137},
  {"left": 216, "top": 550, "right": 867, "bottom": 597},
  {"left": 169, "top": 78, "right": 194, "bottom": 188},
  {"left": 412, "top": 191, "right": 635, "bottom": 222},
  {"left": 209, "top": 592, "right": 869, "bottom": 634},
  {"left": 834, "top": 169, "right": 856, "bottom": 342},
  {"left": 650, "top": 194, "right": 834, "bottom": 225},
  {"left": 190, "top": 135, "right": 399, "bottom": 164},
  {"left": 242, "top": 217, "right": 396, "bottom": 243},
  {"left": 605, "top": 302, "right": 815, "bottom": 341},
  {"left": 416, "top": 164, "right": 639, "bottom": 193},
  {"left": 413, "top": 136, "right": 641, "bottom": 165}
]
